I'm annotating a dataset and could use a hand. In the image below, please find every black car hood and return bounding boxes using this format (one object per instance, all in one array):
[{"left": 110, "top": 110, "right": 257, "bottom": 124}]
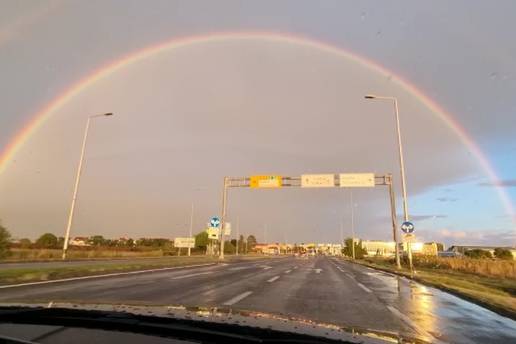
[{"left": 0, "top": 302, "right": 433, "bottom": 343}]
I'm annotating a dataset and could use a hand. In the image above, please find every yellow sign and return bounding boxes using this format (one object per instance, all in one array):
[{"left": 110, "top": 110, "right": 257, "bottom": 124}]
[
  {"left": 339, "top": 173, "right": 375, "bottom": 187},
  {"left": 250, "top": 175, "right": 282, "bottom": 188}
]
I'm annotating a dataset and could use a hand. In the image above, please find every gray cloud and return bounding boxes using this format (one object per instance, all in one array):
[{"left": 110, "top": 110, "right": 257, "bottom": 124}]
[
  {"left": 436, "top": 197, "right": 458, "bottom": 202},
  {"left": 410, "top": 215, "right": 447, "bottom": 221},
  {"left": 478, "top": 179, "right": 516, "bottom": 187}
]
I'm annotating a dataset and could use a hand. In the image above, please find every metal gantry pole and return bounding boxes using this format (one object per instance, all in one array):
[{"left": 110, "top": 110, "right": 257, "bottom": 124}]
[
  {"left": 236, "top": 216, "right": 239, "bottom": 256},
  {"left": 388, "top": 174, "right": 401, "bottom": 269},
  {"left": 219, "top": 177, "right": 229, "bottom": 260},
  {"left": 350, "top": 190, "right": 355, "bottom": 260}
]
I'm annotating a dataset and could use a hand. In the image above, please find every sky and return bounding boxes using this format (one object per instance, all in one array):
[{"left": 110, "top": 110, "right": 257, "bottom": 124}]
[{"left": 0, "top": 0, "right": 515, "bottom": 247}]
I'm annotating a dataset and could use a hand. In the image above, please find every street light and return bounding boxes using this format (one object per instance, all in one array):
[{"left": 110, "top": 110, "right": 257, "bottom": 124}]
[
  {"left": 365, "top": 94, "right": 411, "bottom": 270},
  {"left": 62, "top": 113, "right": 113, "bottom": 260}
]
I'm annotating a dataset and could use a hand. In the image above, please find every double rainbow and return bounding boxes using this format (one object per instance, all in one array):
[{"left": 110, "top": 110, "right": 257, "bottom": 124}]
[{"left": 1, "top": 31, "right": 513, "bottom": 224}]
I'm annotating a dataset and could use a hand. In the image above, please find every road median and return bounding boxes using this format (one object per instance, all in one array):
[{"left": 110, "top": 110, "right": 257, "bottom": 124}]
[{"left": 0, "top": 255, "right": 279, "bottom": 286}]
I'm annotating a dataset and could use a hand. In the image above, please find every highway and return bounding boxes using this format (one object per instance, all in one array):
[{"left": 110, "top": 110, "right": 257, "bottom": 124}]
[{"left": 1, "top": 256, "right": 515, "bottom": 343}]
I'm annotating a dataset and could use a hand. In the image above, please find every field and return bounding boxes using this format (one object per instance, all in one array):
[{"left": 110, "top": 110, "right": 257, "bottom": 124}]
[
  {"left": 5, "top": 248, "right": 170, "bottom": 261},
  {"left": 355, "top": 256, "right": 516, "bottom": 319}
]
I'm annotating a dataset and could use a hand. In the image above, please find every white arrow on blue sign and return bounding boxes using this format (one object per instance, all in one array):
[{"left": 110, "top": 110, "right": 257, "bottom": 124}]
[
  {"left": 401, "top": 221, "right": 415, "bottom": 234},
  {"left": 210, "top": 217, "right": 221, "bottom": 228}
]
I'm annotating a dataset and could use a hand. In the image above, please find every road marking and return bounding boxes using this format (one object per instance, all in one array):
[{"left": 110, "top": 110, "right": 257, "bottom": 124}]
[
  {"left": 345, "top": 273, "right": 354, "bottom": 279},
  {"left": 314, "top": 268, "right": 322, "bottom": 274},
  {"left": 293, "top": 266, "right": 298, "bottom": 269},
  {"left": 267, "top": 276, "right": 280, "bottom": 283},
  {"left": 228, "top": 266, "right": 253, "bottom": 271},
  {"left": 337, "top": 267, "right": 344, "bottom": 272},
  {"left": 223, "top": 291, "right": 253, "bottom": 306},
  {"left": 0, "top": 263, "right": 217, "bottom": 289},
  {"left": 262, "top": 266, "right": 272, "bottom": 270},
  {"left": 171, "top": 271, "right": 213, "bottom": 280},
  {"left": 202, "top": 289, "right": 216, "bottom": 296},
  {"left": 284, "top": 270, "right": 291, "bottom": 274},
  {"left": 356, "top": 282, "right": 372, "bottom": 293},
  {"left": 387, "top": 306, "right": 439, "bottom": 342}
]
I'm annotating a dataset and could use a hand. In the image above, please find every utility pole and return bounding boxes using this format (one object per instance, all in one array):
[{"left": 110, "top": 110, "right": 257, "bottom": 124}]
[
  {"left": 188, "top": 202, "right": 194, "bottom": 256},
  {"left": 236, "top": 216, "right": 239, "bottom": 256},
  {"left": 219, "top": 177, "right": 229, "bottom": 260},
  {"left": 350, "top": 190, "right": 355, "bottom": 260}
]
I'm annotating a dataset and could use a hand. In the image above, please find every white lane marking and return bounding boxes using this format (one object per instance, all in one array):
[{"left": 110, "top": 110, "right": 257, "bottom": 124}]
[
  {"left": 202, "top": 289, "right": 216, "bottom": 296},
  {"left": 387, "top": 306, "right": 439, "bottom": 342},
  {"left": 0, "top": 263, "right": 217, "bottom": 289},
  {"left": 171, "top": 271, "right": 213, "bottom": 280},
  {"left": 356, "top": 282, "right": 372, "bottom": 293},
  {"left": 262, "top": 266, "right": 272, "bottom": 270},
  {"left": 345, "top": 273, "right": 354, "bottom": 279},
  {"left": 284, "top": 270, "right": 291, "bottom": 274},
  {"left": 293, "top": 266, "right": 298, "bottom": 269},
  {"left": 337, "top": 267, "right": 344, "bottom": 272},
  {"left": 267, "top": 276, "right": 280, "bottom": 283},
  {"left": 223, "top": 291, "right": 253, "bottom": 306},
  {"left": 228, "top": 266, "right": 253, "bottom": 271},
  {"left": 314, "top": 268, "right": 322, "bottom": 274}
]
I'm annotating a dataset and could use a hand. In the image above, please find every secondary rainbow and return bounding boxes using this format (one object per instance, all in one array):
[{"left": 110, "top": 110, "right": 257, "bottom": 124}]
[{"left": 1, "top": 31, "right": 514, "bottom": 224}]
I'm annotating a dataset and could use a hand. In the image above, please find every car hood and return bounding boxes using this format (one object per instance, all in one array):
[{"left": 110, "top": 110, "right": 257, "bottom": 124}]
[{"left": 0, "top": 302, "right": 431, "bottom": 344}]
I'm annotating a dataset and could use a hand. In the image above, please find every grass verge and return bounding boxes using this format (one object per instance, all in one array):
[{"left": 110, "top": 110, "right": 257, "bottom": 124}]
[
  {"left": 350, "top": 257, "right": 516, "bottom": 320},
  {"left": 0, "top": 255, "right": 275, "bottom": 286}
]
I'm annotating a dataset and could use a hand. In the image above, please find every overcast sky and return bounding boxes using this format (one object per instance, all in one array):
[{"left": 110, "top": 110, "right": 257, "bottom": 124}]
[{"left": 0, "top": 0, "right": 515, "bottom": 247}]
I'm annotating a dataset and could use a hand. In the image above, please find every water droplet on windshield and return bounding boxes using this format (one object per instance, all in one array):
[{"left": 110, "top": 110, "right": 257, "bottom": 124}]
[
  {"left": 360, "top": 12, "right": 366, "bottom": 21},
  {"left": 489, "top": 72, "right": 498, "bottom": 80}
]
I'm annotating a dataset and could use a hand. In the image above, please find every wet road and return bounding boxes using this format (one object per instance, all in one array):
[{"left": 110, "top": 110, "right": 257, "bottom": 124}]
[{"left": 0, "top": 256, "right": 514, "bottom": 343}]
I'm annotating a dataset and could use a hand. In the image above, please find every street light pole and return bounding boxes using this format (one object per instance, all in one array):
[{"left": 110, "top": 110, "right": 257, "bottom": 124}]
[
  {"left": 365, "top": 95, "right": 412, "bottom": 270},
  {"left": 62, "top": 113, "right": 113, "bottom": 260}
]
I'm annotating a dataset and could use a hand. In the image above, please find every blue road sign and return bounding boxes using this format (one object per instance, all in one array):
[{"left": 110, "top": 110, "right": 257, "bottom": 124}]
[
  {"left": 210, "top": 217, "right": 221, "bottom": 228},
  {"left": 401, "top": 221, "right": 415, "bottom": 234}
]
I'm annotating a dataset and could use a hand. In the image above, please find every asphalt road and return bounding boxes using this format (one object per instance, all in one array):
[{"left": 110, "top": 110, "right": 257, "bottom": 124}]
[{"left": 0, "top": 256, "right": 515, "bottom": 343}]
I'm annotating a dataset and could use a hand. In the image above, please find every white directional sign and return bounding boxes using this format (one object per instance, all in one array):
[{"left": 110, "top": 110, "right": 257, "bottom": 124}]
[
  {"left": 223, "top": 222, "right": 231, "bottom": 235},
  {"left": 174, "top": 237, "right": 195, "bottom": 248},
  {"left": 339, "top": 173, "right": 375, "bottom": 187},
  {"left": 301, "top": 174, "right": 335, "bottom": 188},
  {"left": 207, "top": 227, "right": 220, "bottom": 240}
]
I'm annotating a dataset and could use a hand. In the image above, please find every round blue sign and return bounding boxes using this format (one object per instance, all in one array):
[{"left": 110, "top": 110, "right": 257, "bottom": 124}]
[
  {"left": 210, "top": 217, "right": 221, "bottom": 228},
  {"left": 401, "top": 221, "right": 415, "bottom": 234}
]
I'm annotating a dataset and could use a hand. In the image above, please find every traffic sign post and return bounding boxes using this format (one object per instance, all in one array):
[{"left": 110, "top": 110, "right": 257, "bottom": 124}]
[{"left": 401, "top": 221, "right": 415, "bottom": 272}]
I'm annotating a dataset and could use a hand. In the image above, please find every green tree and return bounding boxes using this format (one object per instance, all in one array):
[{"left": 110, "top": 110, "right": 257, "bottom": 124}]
[
  {"left": 89, "top": 235, "right": 106, "bottom": 247},
  {"left": 0, "top": 223, "right": 11, "bottom": 258},
  {"left": 224, "top": 241, "right": 235, "bottom": 254},
  {"left": 464, "top": 249, "right": 492, "bottom": 259},
  {"left": 342, "top": 238, "right": 367, "bottom": 259},
  {"left": 36, "top": 233, "right": 58, "bottom": 248},
  {"left": 195, "top": 231, "right": 209, "bottom": 249},
  {"left": 494, "top": 248, "right": 513, "bottom": 260},
  {"left": 19, "top": 238, "right": 32, "bottom": 249},
  {"left": 247, "top": 235, "right": 257, "bottom": 250}
]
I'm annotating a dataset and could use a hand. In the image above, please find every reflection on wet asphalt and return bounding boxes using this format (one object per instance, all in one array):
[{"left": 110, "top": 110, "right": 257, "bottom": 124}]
[{"left": 344, "top": 261, "right": 516, "bottom": 343}]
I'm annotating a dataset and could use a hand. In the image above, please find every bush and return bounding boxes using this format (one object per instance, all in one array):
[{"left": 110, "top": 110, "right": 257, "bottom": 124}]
[
  {"left": 464, "top": 249, "right": 492, "bottom": 259},
  {"left": 36, "top": 233, "right": 58, "bottom": 248},
  {"left": 494, "top": 248, "right": 514, "bottom": 260},
  {"left": 0, "top": 224, "right": 11, "bottom": 259}
]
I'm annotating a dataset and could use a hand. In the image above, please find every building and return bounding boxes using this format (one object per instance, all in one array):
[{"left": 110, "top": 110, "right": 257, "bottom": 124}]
[
  {"left": 361, "top": 240, "right": 396, "bottom": 257},
  {"left": 69, "top": 237, "right": 90, "bottom": 247}
]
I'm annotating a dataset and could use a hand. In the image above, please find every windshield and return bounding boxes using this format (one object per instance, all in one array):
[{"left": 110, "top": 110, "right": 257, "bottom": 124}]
[{"left": 0, "top": 1, "right": 515, "bottom": 343}]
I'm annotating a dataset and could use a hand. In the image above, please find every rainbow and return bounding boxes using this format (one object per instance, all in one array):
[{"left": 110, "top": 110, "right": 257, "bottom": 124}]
[{"left": 1, "top": 31, "right": 514, "bottom": 224}]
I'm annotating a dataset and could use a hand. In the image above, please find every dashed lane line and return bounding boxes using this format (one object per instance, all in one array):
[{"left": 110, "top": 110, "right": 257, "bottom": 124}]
[
  {"left": 356, "top": 282, "right": 372, "bottom": 293},
  {"left": 267, "top": 276, "right": 280, "bottom": 283},
  {"left": 284, "top": 270, "right": 291, "bottom": 274},
  {"left": 171, "top": 271, "right": 214, "bottom": 280},
  {"left": 223, "top": 291, "right": 253, "bottom": 306}
]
